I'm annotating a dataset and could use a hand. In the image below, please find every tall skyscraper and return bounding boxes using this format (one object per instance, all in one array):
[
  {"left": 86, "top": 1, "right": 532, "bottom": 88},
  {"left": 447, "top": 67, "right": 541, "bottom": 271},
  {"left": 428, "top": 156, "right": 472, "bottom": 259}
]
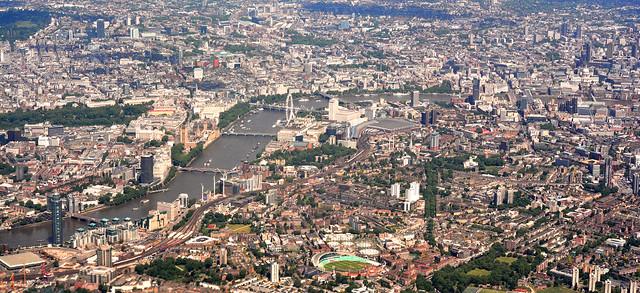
[
  {"left": 632, "top": 173, "right": 640, "bottom": 196},
  {"left": 67, "top": 194, "right": 78, "bottom": 213},
  {"left": 390, "top": 182, "right": 401, "bottom": 198},
  {"left": 177, "top": 49, "right": 184, "bottom": 66},
  {"left": 561, "top": 21, "right": 569, "bottom": 36},
  {"left": 48, "top": 195, "right": 64, "bottom": 245},
  {"left": 270, "top": 262, "right": 280, "bottom": 283},
  {"left": 582, "top": 43, "right": 593, "bottom": 65},
  {"left": 96, "top": 245, "right": 113, "bottom": 267},
  {"left": 7, "top": 130, "right": 22, "bottom": 142},
  {"left": 96, "top": 19, "right": 106, "bottom": 38},
  {"left": 406, "top": 182, "right": 420, "bottom": 203},
  {"left": 328, "top": 98, "right": 339, "bottom": 121},
  {"left": 199, "top": 25, "right": 208, "bottom": 35},
  {"left": 429, "top": 109, "right": 438, "bottom": 125},
  {"left": 178, "top": 193, "right": 189, "bottom": 208},
  {"left": 606, "top": 42, "right": 614, "bottom": 59},
  {"left": 129, "top": 27, "right": 140, "bottom": 39},
  {"left": 411, "top": 90, "right": 420, "bottom": 107},
  {"left": 304, "top": 62, "right": 313, "bottom": 75},
  {"left": 575, "top": 24, "right": 583, "bottom": 39},
  {"left": 430, "top": 132, "right": 440, "bottom": 150},
  {"left": 493, "top": 188, "right": 506, "bottom": 206},
  {"left": 403, "top": 201, "right": 411, "bottom": 212},
  {"left": 604, "top": 157, "right": 613, "bottom": 188},
  {"left": 472, "top": 78, "right": 481, "bottom": 101},
  {"left": 572, "top": 267, "right": 580, "bottom": 289},
  {"left": 219, "top": 247, "right": 228, "bottom": 266},
  {"left": 265, "top": 190, "right": 278, "bottom": 205},
  {"left": 420, "top": 112, "right": 428, "bottom": 126},
  {"left": 588, "top": 271, "right": 597, "bottom": 292},
  {"left": 506, "top": 189, "right": 515, "bottom": 205},
  {"left": 569, "top": 97, "right": 580, "bottom": 114},
  {"left": 604, "top": 279, "right": 612, "bottom": 293},
  {"left": 139, "top": 154, "right": 154, "bottom": 184}
]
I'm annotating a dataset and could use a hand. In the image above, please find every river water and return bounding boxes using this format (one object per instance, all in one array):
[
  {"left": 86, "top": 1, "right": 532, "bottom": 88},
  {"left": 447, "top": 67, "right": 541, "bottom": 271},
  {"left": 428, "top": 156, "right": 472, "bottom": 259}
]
[
  {"left": 0, "top": 93, "right": 454, "bottom": 248},
  {"left": 0, "top": 110, "right": 283, "bottom": 249}
]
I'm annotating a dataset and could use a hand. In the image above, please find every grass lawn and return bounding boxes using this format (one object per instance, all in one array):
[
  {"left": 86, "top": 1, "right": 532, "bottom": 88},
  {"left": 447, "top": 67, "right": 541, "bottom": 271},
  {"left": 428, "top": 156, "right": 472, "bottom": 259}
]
[
  {"left": 495, "top": 256, "right": 518, "bottom": 265},
  {"left": 538, "top": 287, "right": 576, "bottom": 293},
  {"left": 483, "top": 166, "right": 501, "bottom": 175},
  {"left": 466, "top": 268, "right": 491, "bottom": 277},
  {"left": 324, "top": 261, "right": 370, "bottom": 272},
  {"left": 479, "top": 289, "right": 507, "bottom": 293},
  {"left": 227, "top": 224, "right": 251, "bottom": 233}
]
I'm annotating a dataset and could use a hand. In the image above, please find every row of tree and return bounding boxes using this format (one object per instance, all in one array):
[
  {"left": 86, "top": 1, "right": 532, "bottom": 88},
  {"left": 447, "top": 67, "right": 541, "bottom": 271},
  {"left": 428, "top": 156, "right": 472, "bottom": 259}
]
[
  {"left": 103, "top": 186, "right": 147, "bottom": 206},
  {"left": 268, "top": 144, "right": 356, "bottom": 167},
  {"left": 0, "top": 103, "right": 151, "bottom": 129},
  {"left": 217, "top": 103, "right": 251, "bottom": 129},
  {"left": 171, "top": 143, "right": 204, "bottom": 167},
  {"left": 428, "top": 244, "right": 544, "bottom": 292},
  {"left": 135, "top": 257, "right": 237, "bottom": 285}
]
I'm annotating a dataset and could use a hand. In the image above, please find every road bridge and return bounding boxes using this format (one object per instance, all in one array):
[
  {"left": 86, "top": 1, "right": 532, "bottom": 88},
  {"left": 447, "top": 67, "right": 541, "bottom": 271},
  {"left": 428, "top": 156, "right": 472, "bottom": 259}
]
[
  {"left": 68, "top": 213, "right": 98, "bottom": 223},
  {"left": 248, "top": 103, "right": 323, "bottom": 113},
  {"left": 177, "top": 167, "right": 237, "bottom": 174},
  {"left": 222, "top": 132, "right": 276, "bottom": 138}
]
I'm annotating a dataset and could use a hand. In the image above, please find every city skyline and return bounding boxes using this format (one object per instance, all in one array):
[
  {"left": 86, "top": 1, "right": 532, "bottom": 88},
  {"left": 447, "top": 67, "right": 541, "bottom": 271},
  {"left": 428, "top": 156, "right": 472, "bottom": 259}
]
[{"left": 0, "top": 0, "right": 639, "bottom": 292}]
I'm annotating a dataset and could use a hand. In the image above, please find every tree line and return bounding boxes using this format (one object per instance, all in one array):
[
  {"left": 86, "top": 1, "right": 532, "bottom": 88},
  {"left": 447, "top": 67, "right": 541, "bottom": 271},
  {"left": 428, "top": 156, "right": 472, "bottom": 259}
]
[
  {"left": 268, "top": 144, "right": 356, "bottom": 167},
  {"left": 0, "top": 103, "right": 151, "bottom": 129}
]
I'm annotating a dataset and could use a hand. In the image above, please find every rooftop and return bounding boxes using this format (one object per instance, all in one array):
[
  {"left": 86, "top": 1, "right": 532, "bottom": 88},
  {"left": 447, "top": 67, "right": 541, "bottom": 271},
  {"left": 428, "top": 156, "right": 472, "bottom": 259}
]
[{"left": 0, "top": 252, "right": 45, "bottom": 270}]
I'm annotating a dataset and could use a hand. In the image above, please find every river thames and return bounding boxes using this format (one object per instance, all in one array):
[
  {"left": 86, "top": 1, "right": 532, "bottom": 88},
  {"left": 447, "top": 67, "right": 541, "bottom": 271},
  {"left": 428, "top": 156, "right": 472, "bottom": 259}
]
[
  {"left": 0, "top": 93, "right": 453, "bottom": 248},
  {"left": 0, "top": 110, "right": 283, "bottom": 249}
]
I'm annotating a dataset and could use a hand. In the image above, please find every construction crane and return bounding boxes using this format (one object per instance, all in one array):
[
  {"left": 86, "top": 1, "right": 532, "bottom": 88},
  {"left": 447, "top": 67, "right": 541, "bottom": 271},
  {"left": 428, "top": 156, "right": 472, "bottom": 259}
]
[{"left": 41, "top": 262, "right": 53, "bottom": 279}]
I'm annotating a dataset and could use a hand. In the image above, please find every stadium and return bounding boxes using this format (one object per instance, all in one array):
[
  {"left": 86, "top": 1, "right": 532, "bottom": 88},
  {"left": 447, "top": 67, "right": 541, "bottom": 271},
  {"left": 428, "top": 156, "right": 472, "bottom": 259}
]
[{"left": 312, "top": 252, "right": 383, "bottom": 276}]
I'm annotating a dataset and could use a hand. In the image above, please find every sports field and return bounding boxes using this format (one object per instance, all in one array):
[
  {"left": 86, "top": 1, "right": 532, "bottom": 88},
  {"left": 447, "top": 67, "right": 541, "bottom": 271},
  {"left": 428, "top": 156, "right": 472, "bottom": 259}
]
[
  {"left": 466, "top": 268, "right": 491, "bottom": 277},
  {"left": 479, "top": 289, "right": 507, "bottom": 293},
  {"left": 227, "top": 224, "right": 251, "bottom": 233},
  {"left": 323, "top": 260, "right": 371, "bottom": 272},
  {"left": 539, "top": 287, "right": 576, "bottom": 293},
  {"left": 315, "top": 253, "right": 381, "bottom": 273},
  {"left": 495, "top": 256, "right": 518, "bottom": 265},
  {"left": 464, "top": 287, "right": 509, "bottom": 293}
]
